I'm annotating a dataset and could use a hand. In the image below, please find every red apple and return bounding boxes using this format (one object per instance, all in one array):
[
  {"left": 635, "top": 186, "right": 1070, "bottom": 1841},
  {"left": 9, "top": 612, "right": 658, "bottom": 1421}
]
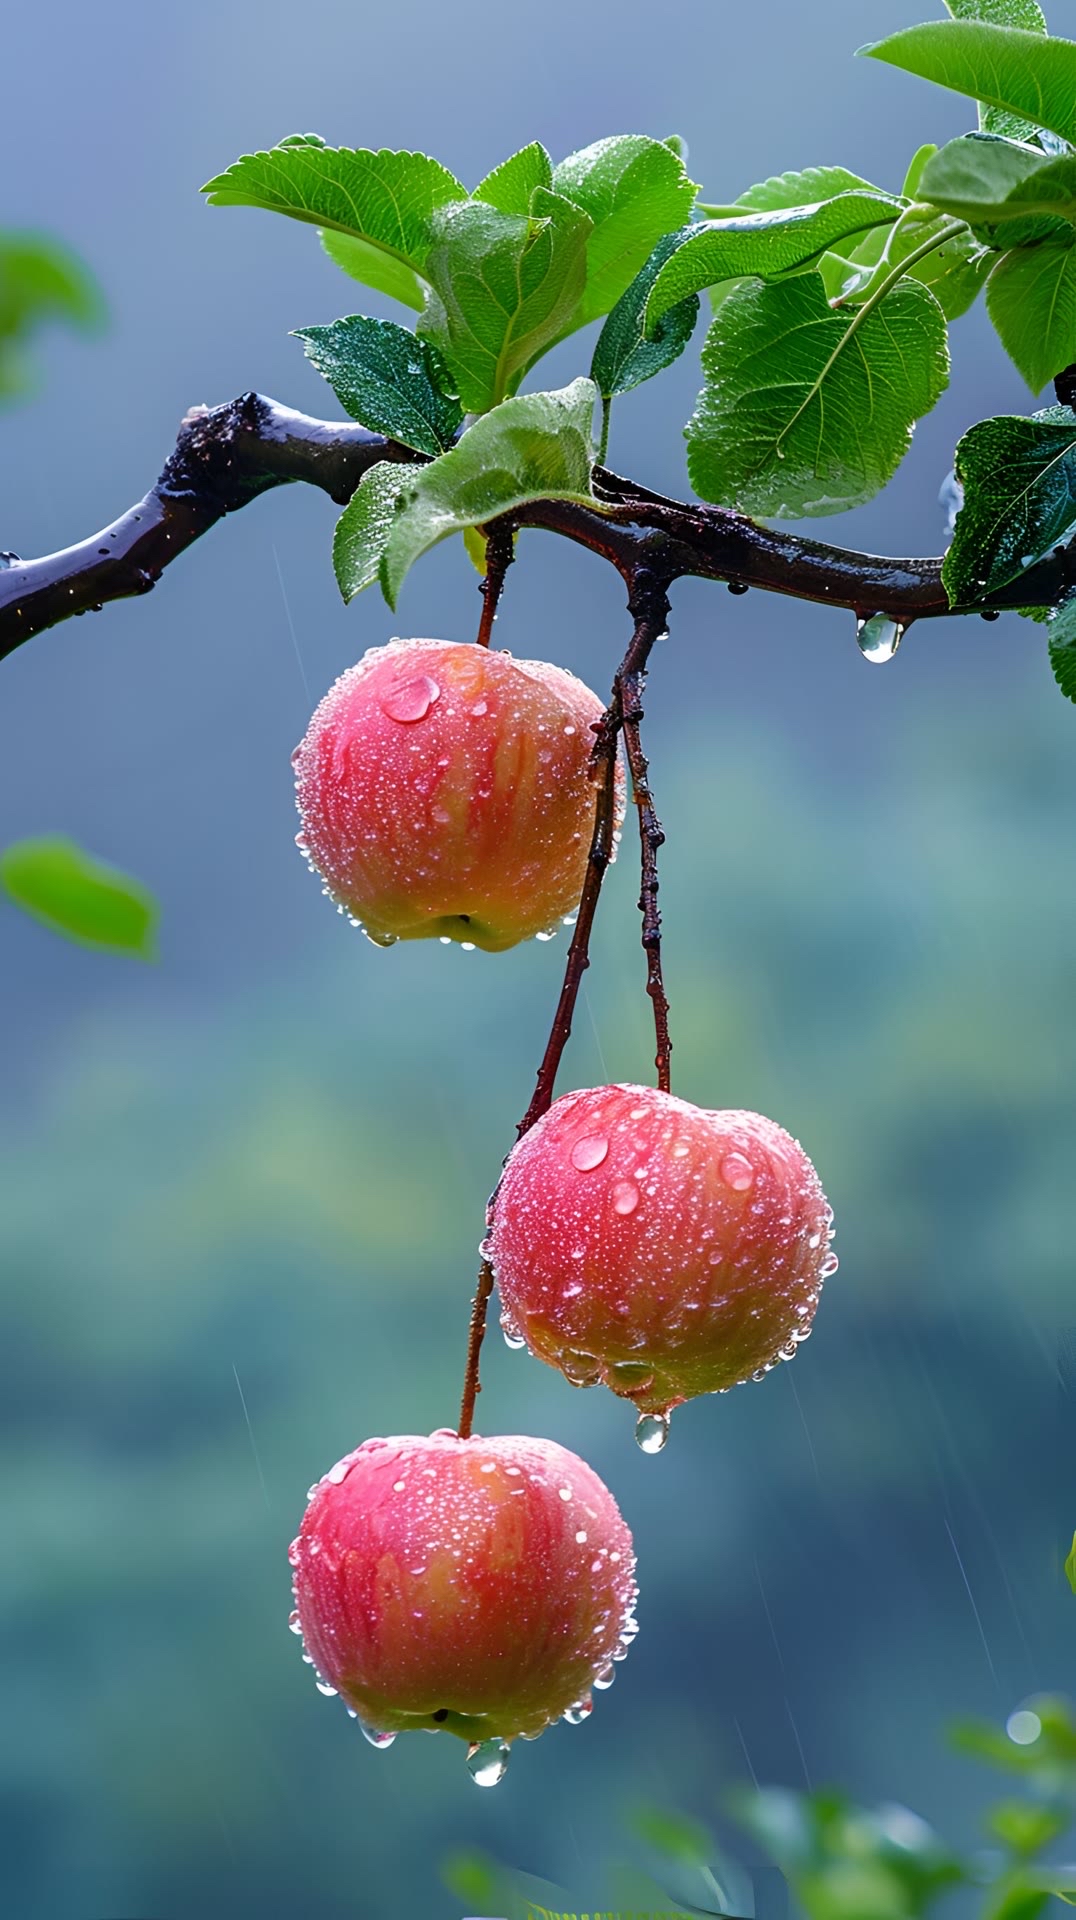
[
  {"left": 490, "top": 1084, "right": 835, "bottom": 1436},
  {"left": 293, "top": 638, "right": 622, "bottom": 951},
  {"left": 289, "top": 1429, "right": 637, "bottom": 1768}
]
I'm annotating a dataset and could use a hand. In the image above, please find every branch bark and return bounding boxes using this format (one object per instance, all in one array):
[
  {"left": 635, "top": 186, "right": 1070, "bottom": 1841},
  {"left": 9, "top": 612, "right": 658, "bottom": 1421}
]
[{"left": 3, "top": 389, "right": 1069, "bottom": 664}]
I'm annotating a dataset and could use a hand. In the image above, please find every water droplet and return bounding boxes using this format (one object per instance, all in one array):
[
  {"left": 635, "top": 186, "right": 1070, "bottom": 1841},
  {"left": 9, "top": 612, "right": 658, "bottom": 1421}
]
[
  {"left": 611, "top": 1179, "right": 639, "bottom": 1216},
  {"left": 360, "top": 1724, "right": 397, "bottom": 1749},
  {"left": 467, "top": 1737, "right": 510, "bottom": 1785},
  {"left": 381, "top": 674, "right": 441, "bottom": 723},
  {"left": 315, "top": 1679, "right": 338, "bottom": 1696},
  {"left": 287, "top": 1609, "right": 303, "bottom": 1635},
  {"left": 635, "top": 1410, "right": 670, "bottom": 1454},
  {"left": 535, "top": 927, "right": 558, "bottom": 942},
  {"left": 721, "top": 1153, "right": 754, "bottom": 1192},
  {"left": 571, "top": 1134, "right": 609, "bottom": 1171},
  {"left": 562, "top": 1697, "right": 593, "bottom": 1726},
  {"left": 593, "top": 1664, "right": 616, "bottom": 1690},
  {"left": 460, "top": 941, "right": 476, "bottom": 952},
  {"left": 855, "top": 612, "right": 904, "bottom": 664},
  {"left": 821, "top": 1251, "right": 839, "bottom": 1277}
]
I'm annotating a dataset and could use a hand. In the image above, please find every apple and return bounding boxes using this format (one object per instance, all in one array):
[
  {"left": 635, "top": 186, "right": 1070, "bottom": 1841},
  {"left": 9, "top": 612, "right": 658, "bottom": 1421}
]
[
  {"left": 289, "top": 1428, "right": 637, "bottom": 1774},
  {"left": 293, "top": 638, "right": 622, "bottom": 951},
  {"left": 490, "top": 1083, "right": 835, "bottom": 1439}
]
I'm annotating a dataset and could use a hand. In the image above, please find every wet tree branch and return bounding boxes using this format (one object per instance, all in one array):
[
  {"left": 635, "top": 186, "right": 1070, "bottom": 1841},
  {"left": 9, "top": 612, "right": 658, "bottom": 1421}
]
[{"left": 3, "top": 389, "right": 1071, "bottom": 665}]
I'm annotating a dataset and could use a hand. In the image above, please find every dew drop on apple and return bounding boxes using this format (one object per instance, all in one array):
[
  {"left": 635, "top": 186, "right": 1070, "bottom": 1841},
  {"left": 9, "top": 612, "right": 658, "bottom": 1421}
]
[
  {"left": 501, "top": 1312, "right": 525, "bottom": 1350},
  {"left": 571, "top": 1134, "right": 609, "bottom": 1171},
  {"left": 593, "top": 1663, "right": 616, "bottom": 1690},
  {"left": 612, "top": 1178, "right": 639, "bottom": 1216},
  {"left": 380, "top": 674, "right": 441, "bottom": 722},
  {"left": 467, "top": 1737, "right": 510, "bottom": 1786},
  {"left": 635, "top": 1410, "right": 670, "bottom": 1454},
  {"left": 315, "top": 1678, "right": 338, "bottom": 1696},
  {"left": 562, "top": 1696, "right": 593, "bottom": 1726},
  {"left": 855, "top": 612, "right": 903, "bottom": 663},
  {"left": 360, "top": 1724, "right": 397, "bottom": 1750}
]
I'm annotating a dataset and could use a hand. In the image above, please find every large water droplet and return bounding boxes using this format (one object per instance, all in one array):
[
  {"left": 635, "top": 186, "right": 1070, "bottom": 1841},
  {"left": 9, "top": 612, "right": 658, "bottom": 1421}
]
[
  {"left": 360, "top": 1724, "right": 397, "bottom": 1749},
  {"left": 381, "top": 674, "right": 441, "bottom": 722},
  {"left": 821, "top": 1251, "right": 839, "bottom": 1277},
  {"left": 562, "top": 1697, "right": 593, "bottom": 1726},
  {"left": 501, "top": 1313, "right": 526, "bottom": 1351},
  {"left": 593, "top": 1664, "right": 616, "bottom": 1691},
  {"left": 856, "top": 612, "right": 904, "bottom": 664},
  {"left": 571, "top": 1134, "right": 609, "bottom": 1172},
  {"left": 635, "top": 1410, "right": 670, "bottom": 1454},
  {"left": 315, "top": 1679, "right": 338, "bottom": 1696},
  {"left": 721, "top": 1152, "right": 754, "bottom": 1192},
  {"left": 611, "top": 1178, "right": 639, "bottom": 1216},
  {"left": 467, "top": 1737, "right": 510, "bottom": 1786},
  {"left": 287, "top": 1609, "right": 303, "bottom": 1636}
]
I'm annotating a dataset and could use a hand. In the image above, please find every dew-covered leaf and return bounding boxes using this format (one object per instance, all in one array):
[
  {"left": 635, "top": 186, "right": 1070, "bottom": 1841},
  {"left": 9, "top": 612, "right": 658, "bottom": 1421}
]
[
  {"left": 944, "top": 0, "right": 1049, "bottom": 139},
  {"left": 419, "top": 191, "right": 591, "bottom": 412},
  {"left": 860, "top": 22, "right": 1076, "bottom": 150},
  {"left": 986, "top": 240, "right": 1076, "bottom": 391},
  {"left": 380, "top": 378, "right": 598, "bottom": 606},
  {"left": 552, "top": 134, "right": 698, "bottom": 325},
  {"left": 703, "top": 164, "right": 882, "bottom": 217},
  {"left": 918, "top": 137, "right": 1076, "bottom": 245},
  {"left": 332, "top": 460, "right": 411, "bottom": 602},
  {"left": 202, "top": 142, "right": 465, "bottom": 308},
  {"left": 474, "top": 142, "right": 553, "bottom": 214},
  {"left": 294, "top": 316, "right": 462, "bottom": 454},
  {"left": 645, "top": 190, "right": 902, "bottom": 328},
  {"left": 943, "top": 405, "right": 1076, "bottom": 605},
  {"left": 1, "top": 837, "right": 158, "bottom": 956},
  {"left": 1046, "top": 597, "right": 1076, "bottom": 703},
  {"left": 834, "top": 203, "right": 993, "bottom": 319},
  {"left": 686, "top": 270, "right": 949, "bottom": 518},
  {"left": 591, "top": 229, "right": 698, "bottom": 399}
]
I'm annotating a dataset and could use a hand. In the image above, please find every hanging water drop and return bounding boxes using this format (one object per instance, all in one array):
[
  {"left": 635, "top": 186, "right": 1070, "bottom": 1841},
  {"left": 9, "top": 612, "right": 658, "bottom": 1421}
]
[
  {"left": 501, "top": 1313, "right": 526, "bottom": 1351},
  {"left": 562, "top": 1696, "right": 593, "bottom": 1726},
  {"left": 635, "top": 1410, "right": 670, "bottom": 1454},
  {"left": 315, "top": 1678, "right": 338, "bottom": 1696},
  {"left": 855, "top": 612, "right": 904, "bottom": 664},
  {"left": 593, "top": 1663, "right": 616, "bottom": 1691},
  {"left": 467, "top": 1737, "right": 510, "bottom": 1786},
  {"left": 287, "top": 1609, "right": 303, "bottom": 1635},
  {"left": 360, "top": 1724, "right": 397, "bottom": 1749}
]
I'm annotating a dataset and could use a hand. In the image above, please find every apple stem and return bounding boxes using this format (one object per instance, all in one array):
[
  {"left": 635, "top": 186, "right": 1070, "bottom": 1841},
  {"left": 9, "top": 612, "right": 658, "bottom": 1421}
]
[
  {"left": 457, "top": 568, "right": 675, "bottom": 1430},
  {"left": 618, "top": 572, "right": 673, "bottom": 1093},
  {"left": 475, "top": 521, "right": 516, "bottom": 649}
]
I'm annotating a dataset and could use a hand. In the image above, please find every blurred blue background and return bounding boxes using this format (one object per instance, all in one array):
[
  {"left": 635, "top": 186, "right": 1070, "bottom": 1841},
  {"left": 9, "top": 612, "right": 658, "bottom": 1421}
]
[{"left": 1, "top": 1, "right": 1073, "bottom": 1915}]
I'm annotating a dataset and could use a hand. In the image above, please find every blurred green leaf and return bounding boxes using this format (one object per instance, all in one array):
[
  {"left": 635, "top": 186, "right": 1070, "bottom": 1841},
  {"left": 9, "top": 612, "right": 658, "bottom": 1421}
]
[
  {"left": 294, "top": 315, "right": 462, "bottom": 454},
  {"left": 988, "top": 1799, "right": 1068, "bottom": 1854},
  {"left": 473, "top": 141, "right": 553, "bottom": 214},
  {"left": 1067, "top": 1533, "right": 1076, "bottom": 1592},
  {"left": 0, "top": 229, "right": 104, "bottom": 399},
  {"left": 860, "top": 22, "right": 1076, "bottom": 149},
  {"left": 686, "top": 271, "right": 948, "bottom": 518},
  {"left": 591, "top": 228, "right": 698, "bottom": 400},
  {"left": 332, "top": 459, "right": 411, "bottom": 602},
  {"left": 1, "top": 837, "right": 157, "bottom": 957},
  {"left": 645, "top": 190, "right": 902, "bottom": 328},
  {"left": 202, "top": 141, "right": 465, "bottom": 309},
  {"left": 631, "top": 1802, "right": 714, "bottom": 1865},
  {"left": 943, "top": 406, "right": 1076, "bottom": 605},
  {"left": 986, "top": 241, "right": 1076, "bottom": 391},
  {"left": 551, "top": 133, "right": 698, "bottom": 324},
  {"left": 378, "top": 377, "right": 599, "bottom": 605},
  {"left": 419, "top": 191, "right": 591, "bottom": 411}
]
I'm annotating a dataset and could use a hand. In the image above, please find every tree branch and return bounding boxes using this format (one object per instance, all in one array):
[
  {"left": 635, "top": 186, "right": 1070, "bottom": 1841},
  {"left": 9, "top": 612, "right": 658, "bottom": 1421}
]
[{"left": 3, "top": 389, "right": 1070, "bottom": 664}]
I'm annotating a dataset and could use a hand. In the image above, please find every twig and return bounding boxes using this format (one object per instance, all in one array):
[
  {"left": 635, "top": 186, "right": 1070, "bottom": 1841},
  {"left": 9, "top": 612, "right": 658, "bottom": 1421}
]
[
  {"left": 475, "top": 520, "right": 516, "bottom": 648},
  {"left": 618, "top": 575, "right": 673, "bottom": 1092},
  {"left": 457, "top": 1257, "right": 496, "bottom": 1441}
]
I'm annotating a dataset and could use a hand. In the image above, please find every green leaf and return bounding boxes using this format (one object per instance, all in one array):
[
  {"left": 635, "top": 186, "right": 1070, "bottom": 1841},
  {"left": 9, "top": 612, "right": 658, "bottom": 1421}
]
[
  {"left": 903, "top": 143, "right": 940, "bottom": 198},
  {"left": 1, "top": 837, "right": 157, "bottom": 957},
  {"left": 834, "top": 203, "right": 993, "bottom": 319},
  {"left": 631, "top": 1805, "right": 713, "bottom": 1866},
  {"left": 709, "top": 164, "right": 882, "bottom": 215},
  {"left": 987, "top": 1799, "right": 1068, "bottom": 1855},
  {"left": 332, "top": 460, "right": 411, "bottom": 602},
  {"left": 686, "top": 271, "right": 949, "bottom": 518},
  {"left": 591, "top": 229, "right": 699, "bottom": 399},
  {"left": 0, "top": 230, "right": 105, "bottom": 399},
  {"left": 419, "top": 190, "right": 591, "bottom": 412},
  {"left": 202, "top": 142, "right": 465, "bottom": 308},
  {"left": 986, "top": 240, "right": 1076, "bottom": 391},
  {"left": 473, "top": 142, "right": 553, "bottom": 214},
  {"left": 1067, "top": 1531, "right": 1076, "bottom": 1589},
  {"left": 319, "top": 232, "right": 425, "bottom": 312},
  {"left": 293, "top": 316, "right": 462, "bottom": 454},
  {"left": 1050, "top": 602, "right": 1076, "bottom": 702},
  {"left": 379, "top": 378, "right": 599, "bottom": 606},
  {"left": 551, "top": 134, "right": 698, "bottom": 325},
  {"left": 918, "top": 137, "right": 1076, "bottom": 244},
  {"left": 645, "top": 190, "right": 903, "bottom": 328},
  {"left": 943, "top": 405, "right": 1076, "bottom": 604},
  {"left": 860, "top": 22, "right": 1076, "bottom": 149},
  {"left": 944, "top": 0, "right": 1049, "bottom": 139}
]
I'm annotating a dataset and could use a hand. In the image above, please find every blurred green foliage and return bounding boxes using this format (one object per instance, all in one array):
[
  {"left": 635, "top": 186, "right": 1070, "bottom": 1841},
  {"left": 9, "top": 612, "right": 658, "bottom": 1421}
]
[
  {"left": 0, "top": 228, "right": 103, "bottom": 400},
  {"left": 0, "top": 835, "right": 158, "bottom": 956}
]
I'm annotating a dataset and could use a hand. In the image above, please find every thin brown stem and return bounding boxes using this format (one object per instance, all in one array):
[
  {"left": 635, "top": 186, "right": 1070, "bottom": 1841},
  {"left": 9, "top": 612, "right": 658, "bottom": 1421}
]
[
  {"left": 475, "top": 520, "right": 515, "bottom": 648},
  {"left": 619, "top": 585, "right": 673, "bottom": 1092},
  {"left": 457, "top": 1257, "right": 496, "bottom": 1441}
]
